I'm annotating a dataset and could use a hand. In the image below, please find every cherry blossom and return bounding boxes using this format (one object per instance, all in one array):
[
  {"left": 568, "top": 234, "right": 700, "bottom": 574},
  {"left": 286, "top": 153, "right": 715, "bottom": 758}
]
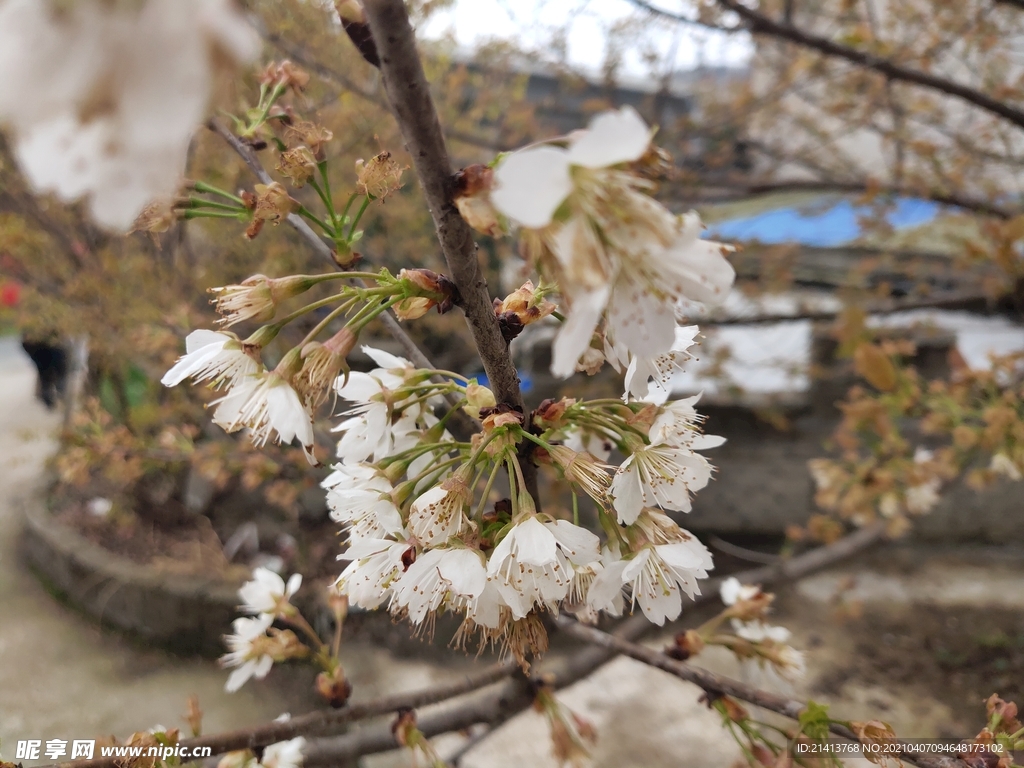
[
  {"left": 491, "top": 107, "right": 735, "bottom": 377},
  {"left": 260, "top": 738, "right": 306, "bottom": 768},
  {"left": 0, "top": 0, "right": 259, "bottom": 230},
  {"left": 391, "top": 548, "right": 488, "bottom": 625},
  {"left": 239, "top": 567, "right": 302, "bottom": 619},
  {"left": 588, "top": 537, "right": 713, "bottom": 625},
  {"left": 161, "top": 330, "right": 261, "bottom": 390},
  {"left": 221, "top": 615, "right": 275, "bottom": 693}
]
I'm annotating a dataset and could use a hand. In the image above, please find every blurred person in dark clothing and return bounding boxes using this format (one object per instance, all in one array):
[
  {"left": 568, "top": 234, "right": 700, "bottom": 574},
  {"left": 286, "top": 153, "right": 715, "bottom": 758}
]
[
  {"left": 21, "top": 335, "right": 68, "bottom": 408},
  {"left": 2, "top": 279, "right": 68, "bottom": 409}
]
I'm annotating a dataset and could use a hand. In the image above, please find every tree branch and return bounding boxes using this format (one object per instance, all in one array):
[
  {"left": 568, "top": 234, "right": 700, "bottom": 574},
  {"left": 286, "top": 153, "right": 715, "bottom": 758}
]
[
  {"left": 360, "top": 0, "right": 540, "bottom": 498},
  {"left": 555, "top": 618, "right": 971, "bottom": 768},
  {"left": 626, "top": 0, "right": 739, "bottom": 32},
  {"left": 49, "top": 662, "right": 518, "bottom": 768},
  {"left": 714, "top": 0, "right": 1024, "bottom": 132},
  {"left": 297, "top": 523, "right": 887, "bottom": 765},
  {"left": 46, "top": 523, "right": 885, "bottom": 768}
]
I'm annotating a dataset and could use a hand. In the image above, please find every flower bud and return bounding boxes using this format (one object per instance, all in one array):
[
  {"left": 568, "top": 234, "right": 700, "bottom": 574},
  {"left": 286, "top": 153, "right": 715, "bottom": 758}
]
[
  {"left": 454, "top": 164, "right": 504, "bottom": 237},
  {"left": 496, "top": 280, "right": 556, "bottom": 326},
  {"left": 464, "top": 382, "right": 496, "bottom": 419},
  {"left": 393, "top": 296, "right": 434, "bottom": 321},
  {"left": 328, "top": 587, "right": 349, "bottom": 624},
  {"left": 259, "top": 60, "right": 310, "bottom": 91},
  {"left": 396, "top": 268, "right": 459, "bottom": 317},
  {"left": 532, "top": 397, "right": 574, "bottom": 429},
  {"left": 666, "top": 629, "right": 705, "bottom": 661},
  {"left": 315, "top": 666, "right": 353, "bottom": 708}
]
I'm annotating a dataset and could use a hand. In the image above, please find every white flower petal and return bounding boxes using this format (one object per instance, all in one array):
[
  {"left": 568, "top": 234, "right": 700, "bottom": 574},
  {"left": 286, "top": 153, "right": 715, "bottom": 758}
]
[
  {"left": 492, "top": 145, "right": 573, "bottom": 228},
  {"left": 566, "top": 106, "right": 652, "bottom": 168},
  {"left": 551, "top": 285, "right": 610, "bottom": 378},
  {"left": 361, "top": 345, "right": 410, "bottom": 371},
  {"left": 512, "top": 517, "right": 559, "bottom": 566},
  {"left": 610, "top": 458, "right": 646, "bottom": 525}
]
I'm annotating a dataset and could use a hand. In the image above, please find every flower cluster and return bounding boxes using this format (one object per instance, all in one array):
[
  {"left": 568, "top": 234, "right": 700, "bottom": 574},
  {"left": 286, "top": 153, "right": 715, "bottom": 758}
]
[
  {"left": 162, "top": 268, "right": 459, "bottom": 464},
  {"left": 154, "top": 105, "right": 737, "bottom": 674},
  {"left": 718, "top": 577, "right": 806, "bottom": 686},
  {"left": 464, "top": 106, "right": 736, "bottom": 379},
  {"left": 220, "top": 568, "right": 307, "bottom": 692},
  {"left": 332, "top": 380, "right": 725, "bottom": 664}
]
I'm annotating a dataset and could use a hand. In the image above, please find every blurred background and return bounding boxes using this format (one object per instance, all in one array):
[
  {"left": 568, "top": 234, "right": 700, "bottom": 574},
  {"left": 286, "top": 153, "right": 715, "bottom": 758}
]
[{"left": 1, "top": 1, "right": 1023, "bottom": 766}]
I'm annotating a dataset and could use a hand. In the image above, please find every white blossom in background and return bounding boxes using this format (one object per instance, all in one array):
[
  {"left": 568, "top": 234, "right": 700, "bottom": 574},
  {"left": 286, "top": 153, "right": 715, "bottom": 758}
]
[
  {"left": 990, "top": 452, "right": 1023, "bottom": 481},
  {"left": 239, "top": 567, "right": 301, "bottom": 618},
  {"left": 161, "top": 330, "right": 261, "bottom": 390},
  {"left": 259, "top": 738, "right": 306, "bottom": 768},
  {"left": 221, "top": 615, "right": 275, "bottom": 693},
  {"left": 491, "top": 106, "right": 735, "bottom": 376},
  {"left": 0, "top": 0, "right": 260, "bottom": 230},
  {"left": 719, "top": 576, "right": 760, "bottom": 607},
  {"left": 905, "top": 478, "right": 941, "bottom": 515},
  {"left": 735, "top": 621, "right": 807, "bottom": 686}
]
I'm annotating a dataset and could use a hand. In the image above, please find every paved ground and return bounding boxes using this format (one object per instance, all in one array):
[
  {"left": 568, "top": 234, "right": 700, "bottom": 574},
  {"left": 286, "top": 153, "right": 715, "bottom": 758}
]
[{"left": 0, "top": 337, "right": 319, "bottom": 763}]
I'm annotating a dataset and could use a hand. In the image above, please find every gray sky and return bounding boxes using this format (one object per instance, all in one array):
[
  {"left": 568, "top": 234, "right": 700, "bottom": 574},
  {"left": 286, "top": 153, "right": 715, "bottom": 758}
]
[{"left": 422, "top": 0, "right": 751, "bottom": 79}]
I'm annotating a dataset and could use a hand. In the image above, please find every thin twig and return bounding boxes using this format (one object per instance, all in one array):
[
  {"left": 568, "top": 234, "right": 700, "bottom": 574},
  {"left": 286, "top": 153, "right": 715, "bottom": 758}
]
[
  {"left": 46, "top": 523, "right": 886, "bottom": 767},
  {"left": 632, "top": 0, "right": 1024, "bottom": 142},
  {"left": 714, "top": 0, "right": 1024, "bottom": 132},
  {"left": 555, "top": 617, "right": 971, "bottom": 768},
  {"left": 708, "top": 535, "right": 781, "bottom": 565},
  {"left": 49, "top": 662, "right": 518, "bottom": 768}
]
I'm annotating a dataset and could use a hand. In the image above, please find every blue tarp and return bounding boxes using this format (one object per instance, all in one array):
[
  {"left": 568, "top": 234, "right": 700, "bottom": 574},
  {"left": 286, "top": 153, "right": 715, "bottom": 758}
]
[{"left": 705, "top": 197, "right": 940, "bottom": 247}]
